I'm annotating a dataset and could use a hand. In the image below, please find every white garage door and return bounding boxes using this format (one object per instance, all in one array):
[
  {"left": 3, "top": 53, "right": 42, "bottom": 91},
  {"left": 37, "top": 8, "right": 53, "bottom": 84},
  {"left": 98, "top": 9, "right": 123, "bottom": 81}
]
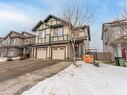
[
  {"left": 52, "top": 47, "right": 65, "bottom": 59},
  {"left": 37, "top": 48, "right": 47, "bottom": 59}
]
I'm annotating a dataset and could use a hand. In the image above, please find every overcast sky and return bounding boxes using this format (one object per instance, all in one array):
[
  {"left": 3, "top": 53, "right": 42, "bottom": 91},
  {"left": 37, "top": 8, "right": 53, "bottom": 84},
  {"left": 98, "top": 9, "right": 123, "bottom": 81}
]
[{"left": 0, "top": 0, "right": 126, "bottom": 51}]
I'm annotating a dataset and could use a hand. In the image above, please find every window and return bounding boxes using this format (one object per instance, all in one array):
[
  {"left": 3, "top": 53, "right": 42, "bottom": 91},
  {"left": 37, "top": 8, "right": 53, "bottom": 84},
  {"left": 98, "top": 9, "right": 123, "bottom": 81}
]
[
  {"left": 39, "top": 30, "right": 46, "bottom": 38},
  {"left": 53, "top": 27, "right": 63, "bottom": 36},
  {"left": 25, "top": 39, "right": 29, "bottom": 43}
]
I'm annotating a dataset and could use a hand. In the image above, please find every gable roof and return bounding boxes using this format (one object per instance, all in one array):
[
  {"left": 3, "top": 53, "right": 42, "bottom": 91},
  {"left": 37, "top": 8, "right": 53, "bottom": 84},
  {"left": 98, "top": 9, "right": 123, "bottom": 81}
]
[
  {"left": 4, "top": 31, "right": 25, "bottom": 39},
  {"left": 43, "top": 14, "right": 66, "bottom": 23},
  {"left": 10, "top": 31, "right": 25, "bottom": 38},
  {"left": 102, "top": 19, "right": 127, "bottom": 40},
  {"left": 32, "top": 20, "right": 51, "bottom": 32},
  {"left": 104, "top": 19, "right": 127, "bottom": 25},
  {"left": 22, "top": 31, "right": 35, "bottom": 38},
  {"left": 32, "top": 14, "right": 68, "bottom": 32}
]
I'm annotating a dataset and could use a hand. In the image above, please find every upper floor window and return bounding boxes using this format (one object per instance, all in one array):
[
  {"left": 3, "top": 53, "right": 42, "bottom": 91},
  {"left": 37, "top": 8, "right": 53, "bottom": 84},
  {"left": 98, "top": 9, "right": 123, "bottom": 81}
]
[
  {"left": 39, "top": 30, "right": 46, "bottom": 38},
  {"left": 25, "top": 39, "right": 29, "bottom": 43},
  {"left": 53, "top": 27, "right": 63, "bottom": 36}
]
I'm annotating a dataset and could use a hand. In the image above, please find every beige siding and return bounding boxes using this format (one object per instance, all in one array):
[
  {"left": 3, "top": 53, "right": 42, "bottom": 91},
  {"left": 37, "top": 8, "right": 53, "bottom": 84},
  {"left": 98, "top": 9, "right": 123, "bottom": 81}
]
[
  {"left": 46, "top": 29, "right": 50, "bottom": 34},
  {"left": 79, "top": 32, "right": 85, "bottom": 37},
  {"left": 63, "top": 26, "right": 69, "bottom": 34},
  {"left": 52, "top": 20, "right": 57, "bottom": 25}
]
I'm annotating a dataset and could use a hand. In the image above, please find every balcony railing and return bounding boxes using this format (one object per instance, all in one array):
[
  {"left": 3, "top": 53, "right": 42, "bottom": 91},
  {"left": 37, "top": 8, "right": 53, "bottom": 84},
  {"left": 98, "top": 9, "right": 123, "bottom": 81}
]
[
  {"left": 37, "top": 34, "right": 69, "bottom": 44},
  {"left": 51, "top": 34, "right": 68, "bottom": 42},
  {"left": 0, "top": 35, "right": 69, "bottom": 47}
]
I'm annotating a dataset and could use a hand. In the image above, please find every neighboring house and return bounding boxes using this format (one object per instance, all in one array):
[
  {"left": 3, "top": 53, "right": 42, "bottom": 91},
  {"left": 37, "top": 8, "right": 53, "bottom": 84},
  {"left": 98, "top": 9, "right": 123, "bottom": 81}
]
[
  {"left": 0, "top": 31, "right": 35, "bottom": 58},
  {"left": 102, "top": 19, "right": 127, "bottom": 61},
  {"left": 22, "top": 31, "right": 35, "bottom": 58},
  {"left": 32, "top": 15, "right": 90, "bottom": 60},
  {"left": 0, "top": 37, "right": 4, "bottom": 57}
]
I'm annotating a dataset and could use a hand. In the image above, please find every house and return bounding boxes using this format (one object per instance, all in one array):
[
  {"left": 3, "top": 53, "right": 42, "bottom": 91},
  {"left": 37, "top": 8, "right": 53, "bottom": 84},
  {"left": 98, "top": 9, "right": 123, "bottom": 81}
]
[
  {"left": 22, "top": 31, "right": 35, "bottom": 58},
  {"left": 102, "top": 19, "right": 127, "bottom": 61},
  {"left": 32, "top": 15, "right": 90, "bottom": 60},
  {"left": 0, "top": 31, "right": 35, "bottom": 58},
  {"left": 0, "top": 37, "right": 4, "bottom": 57}
]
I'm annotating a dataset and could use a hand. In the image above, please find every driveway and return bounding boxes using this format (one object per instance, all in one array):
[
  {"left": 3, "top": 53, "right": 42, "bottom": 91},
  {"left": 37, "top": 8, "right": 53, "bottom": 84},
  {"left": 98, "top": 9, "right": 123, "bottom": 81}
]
[
  {"left": 0, "top": 60, "right": 72, "bottom": 95},
  {"left": 0, "top": 59, "right": 64, "bottom": 82}
]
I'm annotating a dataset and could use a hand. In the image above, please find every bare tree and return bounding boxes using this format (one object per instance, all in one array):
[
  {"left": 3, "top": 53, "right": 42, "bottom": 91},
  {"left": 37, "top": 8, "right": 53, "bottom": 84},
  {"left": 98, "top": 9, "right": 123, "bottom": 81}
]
[
  {"left": 115, "top": 0, "right": 127, "bottom": 20},
  {"left": 59, "top": 0, "right": 93, "bottom": 66},
  {"left": 114, "top": 1, "right": 127, "bottom": 38}
]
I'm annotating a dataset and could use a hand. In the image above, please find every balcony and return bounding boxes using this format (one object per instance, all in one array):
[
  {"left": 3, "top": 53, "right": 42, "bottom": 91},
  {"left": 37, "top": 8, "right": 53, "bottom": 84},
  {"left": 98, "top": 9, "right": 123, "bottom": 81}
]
[
  {"left": 37, "top": 34, "right": 69, "bottom": 44},
  {"left": 51, "top": 34, "right": 68, "bottom": 42}
]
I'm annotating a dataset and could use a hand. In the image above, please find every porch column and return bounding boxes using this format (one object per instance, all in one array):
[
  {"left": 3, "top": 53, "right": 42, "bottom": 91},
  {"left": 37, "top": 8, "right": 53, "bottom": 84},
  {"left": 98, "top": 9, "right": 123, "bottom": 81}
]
[
  {"left": 83, "top": 41, "right": 86, "bottom": 54},
  {"left": 117, "top": 43, "right": 122, "bottom": 57}
]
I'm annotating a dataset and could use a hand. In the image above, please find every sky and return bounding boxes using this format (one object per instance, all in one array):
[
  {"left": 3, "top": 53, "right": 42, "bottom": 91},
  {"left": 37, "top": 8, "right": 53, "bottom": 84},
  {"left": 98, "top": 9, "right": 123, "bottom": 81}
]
[{"left": 0, "top": 0, "right": 126, "bottom": 51}]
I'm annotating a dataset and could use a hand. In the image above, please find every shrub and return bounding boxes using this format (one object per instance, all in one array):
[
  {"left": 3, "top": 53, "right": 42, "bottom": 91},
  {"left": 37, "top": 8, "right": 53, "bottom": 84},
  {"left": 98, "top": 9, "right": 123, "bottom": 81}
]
[{"left": 19, "top": 57, "right": 26, "bottom": 60}]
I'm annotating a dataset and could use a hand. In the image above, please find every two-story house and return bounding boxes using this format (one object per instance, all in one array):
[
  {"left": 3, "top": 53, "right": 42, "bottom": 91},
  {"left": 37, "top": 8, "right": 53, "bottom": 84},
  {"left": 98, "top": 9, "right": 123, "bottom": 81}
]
[
  {"left": 0, "top": 37, "right": 4, "bottom": 57},
  {"left": 22, "top": 31, "right": 35, "bottom": 58},
  {"left": 102, "top": 19, "right": 127, "bottom": 60},
  {"left": 0, "top": 31, "right": 35, "bottom": 58},
  {"left": 32, "top": 15, "right": 90, "bottom": 60}
]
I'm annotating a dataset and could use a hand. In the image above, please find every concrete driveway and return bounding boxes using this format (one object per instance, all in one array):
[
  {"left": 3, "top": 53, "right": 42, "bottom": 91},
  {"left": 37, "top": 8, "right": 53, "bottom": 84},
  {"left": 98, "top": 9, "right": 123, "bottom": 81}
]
[
  {"left": 0, "top": 59, "right": 65, "bottom": 82},
  {"left": 0, "top": 60, "right": 72, "bottom": 95}
]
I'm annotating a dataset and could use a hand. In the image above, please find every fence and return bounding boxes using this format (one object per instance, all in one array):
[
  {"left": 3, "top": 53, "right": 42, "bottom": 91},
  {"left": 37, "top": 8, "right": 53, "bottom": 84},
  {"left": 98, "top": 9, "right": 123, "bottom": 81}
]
[{"left": 97, "top": 52, "right": 111, "bottom": 61}]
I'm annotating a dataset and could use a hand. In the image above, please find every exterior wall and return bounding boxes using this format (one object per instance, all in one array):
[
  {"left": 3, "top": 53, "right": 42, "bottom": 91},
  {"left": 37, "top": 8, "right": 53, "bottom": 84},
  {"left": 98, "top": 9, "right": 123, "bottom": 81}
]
[
  {"left": 0, "top": 48, "right": 6, "bottom": 57},
  {"left": 24, "top": 37, "right": 35, "bottom": 45},
  {"left": 0, "top": 48, "right": 23, "bottom": 57},
  {"left": 8, "top": 48, "right": 23, "bottom": 57},
  {"left": 79, "top": 28, "right": 88, "bottom": 38},
  {"left": 10, "top": 38, "right": 24, "bottom": 46}
]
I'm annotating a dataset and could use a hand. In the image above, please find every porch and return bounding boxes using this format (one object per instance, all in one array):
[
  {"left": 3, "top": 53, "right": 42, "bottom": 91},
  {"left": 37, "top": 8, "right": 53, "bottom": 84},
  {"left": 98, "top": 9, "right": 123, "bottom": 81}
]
[{"left": 110, "top": 35, "right": 127, "bottom": 60}]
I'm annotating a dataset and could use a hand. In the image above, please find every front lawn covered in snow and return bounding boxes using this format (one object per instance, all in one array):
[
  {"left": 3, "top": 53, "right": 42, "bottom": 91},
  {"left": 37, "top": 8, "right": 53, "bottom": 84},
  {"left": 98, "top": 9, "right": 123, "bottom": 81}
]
[
  {"left": 0, "top": 57, "right": 7, "bottom": 63},
  {"left": 22, "top": 61, "right": 127, "bottom": 95}
]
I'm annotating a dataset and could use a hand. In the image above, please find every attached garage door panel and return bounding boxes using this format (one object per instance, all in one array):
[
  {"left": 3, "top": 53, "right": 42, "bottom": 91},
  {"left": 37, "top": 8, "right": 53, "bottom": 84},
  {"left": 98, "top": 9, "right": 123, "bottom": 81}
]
[
  {"left": 37, "top": 48, "right": 47, "bottom": 59},
  {"left": 52, "top": 47, "right": 65, "bottom": 59}
]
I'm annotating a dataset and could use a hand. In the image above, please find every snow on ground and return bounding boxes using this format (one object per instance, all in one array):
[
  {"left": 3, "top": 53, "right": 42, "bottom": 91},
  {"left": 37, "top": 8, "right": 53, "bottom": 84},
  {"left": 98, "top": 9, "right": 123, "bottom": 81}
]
[
  {"left": 12, "top": 57, "right": 21, "bottom": 60},
  {"left": 22, "top": 61, "right": 127, "bottom": 95},
  {"left": 0, "top": 57, "right": 7, "bottom": 62},
  {"left": 0, "top": 56, "right": 21, "bottom": 63}
]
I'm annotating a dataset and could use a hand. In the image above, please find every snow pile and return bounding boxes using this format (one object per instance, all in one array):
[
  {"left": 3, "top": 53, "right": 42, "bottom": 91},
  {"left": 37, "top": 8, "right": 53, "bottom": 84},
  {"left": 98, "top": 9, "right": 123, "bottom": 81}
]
[
  {"left": 22, "top": 61, "right": 127, "bottom": 95},
  {"left": 12, "top": 57, "right": 21, "bottom": 60},
  {"left": 0, "top": 57, "right": 7, "bottom": 62}
]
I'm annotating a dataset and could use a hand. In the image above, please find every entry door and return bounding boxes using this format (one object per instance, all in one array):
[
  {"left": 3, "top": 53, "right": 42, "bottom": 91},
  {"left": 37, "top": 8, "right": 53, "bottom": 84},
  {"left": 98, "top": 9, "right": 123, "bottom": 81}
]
[
  {"left": 52, "top": 47, "right": 65, "bottom": 59},
  {"left": 121, "top": 48, "right": 126, "bottom": 59}
]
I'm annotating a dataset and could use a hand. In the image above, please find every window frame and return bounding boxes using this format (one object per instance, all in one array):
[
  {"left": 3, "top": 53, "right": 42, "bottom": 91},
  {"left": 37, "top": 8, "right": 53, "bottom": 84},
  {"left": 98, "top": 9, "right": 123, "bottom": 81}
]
[
  {"left": 38, "top": 30, "right": 46, "bottom": 38},
  {"left": 53, "top": 27, "right": 63, "bottom": 37}
]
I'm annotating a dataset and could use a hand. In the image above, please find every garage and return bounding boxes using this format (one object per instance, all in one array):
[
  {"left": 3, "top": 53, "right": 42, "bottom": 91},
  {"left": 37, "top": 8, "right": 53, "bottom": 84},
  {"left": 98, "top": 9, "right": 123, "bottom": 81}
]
[
  {"left": 37, "top": 48, "right": 47, "bottom": 59},
  {"left": 52, "top": 47, "right": 66, "bottom": 59}
]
